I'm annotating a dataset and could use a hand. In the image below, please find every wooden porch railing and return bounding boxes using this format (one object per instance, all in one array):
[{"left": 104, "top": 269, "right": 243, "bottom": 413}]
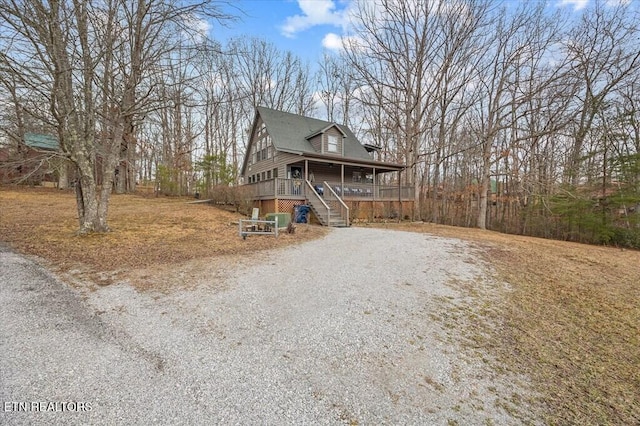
[
  {"left": 325, "top": 181, "right": 414, "bottom": 200},
  {"left": 246, "top": 178, "right": 413, "bottom": 201},
  {"left": 276, "top": 178, "right": 305, "bottom": 197},
  {"left": 247, "top": 178, "right": 304, "bottom": 199}
]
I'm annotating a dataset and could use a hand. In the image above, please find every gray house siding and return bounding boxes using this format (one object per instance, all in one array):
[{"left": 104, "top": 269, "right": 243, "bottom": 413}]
[
  {"left": 246, "top": 116, "right": 276, "bottom": 183},
  {"left": 308, "top": 134, "right": 322, "bottom": 152}
]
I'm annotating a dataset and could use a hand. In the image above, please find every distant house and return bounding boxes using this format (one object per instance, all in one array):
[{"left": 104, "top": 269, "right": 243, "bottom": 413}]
[
  {"left": 24, "top": 133, "right": 59, "bottom": 151},
  {"left": 0, "top": 133, "right": 70, "bottom": 187},
  {"left": 241, "top": 107, "right": 413, "bottom": 226}
]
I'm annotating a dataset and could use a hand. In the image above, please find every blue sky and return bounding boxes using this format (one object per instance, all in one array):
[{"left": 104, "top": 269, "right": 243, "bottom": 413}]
[
  {"left": 212, "top": 0, "right": 355, "bottom": 64},
  {"left": 210, "top": 0, "right": 632, "bottom": 65}
]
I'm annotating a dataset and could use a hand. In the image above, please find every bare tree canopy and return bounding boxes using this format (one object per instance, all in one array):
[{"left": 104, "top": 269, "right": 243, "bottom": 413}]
[
  {"left": 335, "top": 0, "right": 640, "bottom": 239},
  {"left": 0, "top": 0, "right": 233, "bottom": 233}
]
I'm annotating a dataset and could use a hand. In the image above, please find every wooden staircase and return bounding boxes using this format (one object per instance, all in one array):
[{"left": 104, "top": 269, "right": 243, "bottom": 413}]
[
  {"left": 304, "top": 180, "right": 350, "bottom": 227},
  {"left": 307, "top": 200, "right": 348, "bottom": 227}
]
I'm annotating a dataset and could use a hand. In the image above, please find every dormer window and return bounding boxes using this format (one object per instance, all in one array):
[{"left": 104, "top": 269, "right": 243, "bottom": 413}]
[{"left": 328, "top": 135, "right": 338, "bottom": 152}]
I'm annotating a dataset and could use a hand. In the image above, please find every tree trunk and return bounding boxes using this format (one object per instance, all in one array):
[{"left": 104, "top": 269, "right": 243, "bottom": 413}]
[
  {"left": 478, "top": 136, "right": 492, "bottom": 230},
  {"left": 74, "top": 165, "right": 103, "bottom": 234},
  {"left": 57, "top": 160, "right": 69, "bottom": 189}
]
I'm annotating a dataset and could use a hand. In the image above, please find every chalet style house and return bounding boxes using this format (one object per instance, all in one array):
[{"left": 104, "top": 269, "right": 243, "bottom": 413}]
[{"left": 241, "top": 107, "right": 413, "bottom": 226}]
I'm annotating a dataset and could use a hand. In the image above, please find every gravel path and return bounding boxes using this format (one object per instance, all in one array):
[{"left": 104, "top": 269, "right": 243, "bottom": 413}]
[{"left": 1, "top": 228, "right": 535, "bottom": 425}]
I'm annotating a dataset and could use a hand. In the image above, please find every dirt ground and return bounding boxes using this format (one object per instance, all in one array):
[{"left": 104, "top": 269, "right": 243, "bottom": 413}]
[
  {"left": 1, "top": 187, "right": 638, "bottom": 424},
  {"left": 0, "top": 187, "right": 327, "bottom": 290}
]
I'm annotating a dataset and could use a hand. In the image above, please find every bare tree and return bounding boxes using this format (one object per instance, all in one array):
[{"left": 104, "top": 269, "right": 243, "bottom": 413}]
[
  {"left": 227, "top": 37, "right": 316, "bottom": 116},
  {"left": 344, "top": 0, "right": 455, "bottom": 218},
  {"left": 0, "top": 0, "right": 232, "bottom": 233},
  {"left": 0, "top": 0, "right": 109, "bottom": 232},
  {"left": 470, "top": 2, "right": 568, "bottom": 229},
  {"left": 562, "top": 0, "right": 640, "bottom": 186},
  {"left": 422, "top": 0, "right": 490, "bottom": 223}
]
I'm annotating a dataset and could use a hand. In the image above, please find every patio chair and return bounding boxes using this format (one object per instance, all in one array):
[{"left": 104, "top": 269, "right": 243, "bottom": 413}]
[{"left": 246, "top": 207, "right": 260, "bottom": 232}]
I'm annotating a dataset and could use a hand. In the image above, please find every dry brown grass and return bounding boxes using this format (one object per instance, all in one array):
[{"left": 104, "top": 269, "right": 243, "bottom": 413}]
[
  {"left": 0, "top": 187, "right": 327, "bottom": 289},
  {"left": 2, "top": 188, "right": 638, "bottom": 422},
  {"left": 368, "top": 222, "right": 640, "bottom": 425}
]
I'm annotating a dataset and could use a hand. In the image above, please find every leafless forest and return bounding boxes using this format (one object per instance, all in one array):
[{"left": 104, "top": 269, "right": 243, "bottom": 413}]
[{"left": 1, "top": 0, "right": 639, "bottom": 246}]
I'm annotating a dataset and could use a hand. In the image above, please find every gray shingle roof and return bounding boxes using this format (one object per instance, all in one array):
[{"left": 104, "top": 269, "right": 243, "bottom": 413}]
[{"left": 257, "top": 106, "right": 372, "bottom": 161}]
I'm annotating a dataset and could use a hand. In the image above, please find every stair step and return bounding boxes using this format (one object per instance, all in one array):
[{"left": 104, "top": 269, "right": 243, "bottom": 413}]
[{"left": 307, "top": 197, "right": 349, "bottom": 227}]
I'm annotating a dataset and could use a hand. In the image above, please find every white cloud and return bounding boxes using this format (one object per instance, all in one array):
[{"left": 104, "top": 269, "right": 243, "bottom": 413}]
[
  {"left": 557, "top": 0, "right": 631, "bottom": 12},
  {"left": 557, "top": 0, "right": 589, "bottom": 10},
  {"left": 322, "top": 32, "right": 343, "bottom": 50},
  {"left": 311, "top": 90, "right": 327, "bottom": 113},
  {"left": 280, "top": 0, "right": 351, "bottom": 38},
  {"left": 321, "top": 32, "right": 363, "bottom": 52}
]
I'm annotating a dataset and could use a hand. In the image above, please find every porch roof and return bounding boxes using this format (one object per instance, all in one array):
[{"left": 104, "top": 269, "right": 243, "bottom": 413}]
[{"left": 279, "top": 148, "right": 405, "bottom": 173}]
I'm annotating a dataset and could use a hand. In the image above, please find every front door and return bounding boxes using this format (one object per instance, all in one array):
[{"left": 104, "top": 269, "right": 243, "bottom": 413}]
[
  {"left": 288, "top": 165, "right": 303, "bottom": 180},
  {"left": 288, "top": 165, "right": 303, "bottom": 195}
]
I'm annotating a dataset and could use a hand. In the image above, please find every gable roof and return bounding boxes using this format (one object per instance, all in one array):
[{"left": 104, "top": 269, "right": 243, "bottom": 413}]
[
  {"left": 255, "top": 106, "right": 372, "bottom": 161},
  {"left": 241, "top": 107, "right": 406, "bottom": 175},
  {"left": 305, "top": 123, "right": 347, "bottom": 140}
]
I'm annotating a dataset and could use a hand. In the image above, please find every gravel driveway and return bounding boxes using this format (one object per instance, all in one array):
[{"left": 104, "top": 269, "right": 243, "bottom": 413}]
[{"left": 1, "top": 227, "right": 535, "bottom": 425}]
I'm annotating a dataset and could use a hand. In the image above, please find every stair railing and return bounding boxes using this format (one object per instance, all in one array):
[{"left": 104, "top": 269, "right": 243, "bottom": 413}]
[
  {"left": 323, "top": 181, "right": 350, "bottom": 227},
  {"left": 305, "top": 180, "right": 331, "bottom": 225}
]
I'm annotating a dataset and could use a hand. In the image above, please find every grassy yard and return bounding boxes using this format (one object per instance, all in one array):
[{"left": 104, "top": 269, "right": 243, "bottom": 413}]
[
  {"left": 371, "top": 222, "right": 640, "bottom": 425},
  {"left": 1, "top": 188, "right": 638, "bottom": 423},
  {"left": 0, "top": 187, "right": 327, "bottom": 289}
]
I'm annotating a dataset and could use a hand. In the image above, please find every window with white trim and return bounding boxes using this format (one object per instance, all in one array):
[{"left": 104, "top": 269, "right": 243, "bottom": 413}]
[{"left": 327, "top": 135, "right": 338, "bottom": 152}]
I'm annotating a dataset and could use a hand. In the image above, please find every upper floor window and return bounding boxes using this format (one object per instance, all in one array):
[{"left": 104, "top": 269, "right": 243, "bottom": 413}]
[
  {"left": 328, "top": 135, "right": 338, "bottom": 152},
  {"left": 253, "top": 132, "right": 272, "bottom": 162}
]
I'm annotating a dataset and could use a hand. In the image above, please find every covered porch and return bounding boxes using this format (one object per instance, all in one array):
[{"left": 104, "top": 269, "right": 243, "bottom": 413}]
[
  {"left": 244, "top": 157, "right": 413, "bottom": 225},
  {"left": 246, "top": 158, "right": 413, "bottom": 202}
]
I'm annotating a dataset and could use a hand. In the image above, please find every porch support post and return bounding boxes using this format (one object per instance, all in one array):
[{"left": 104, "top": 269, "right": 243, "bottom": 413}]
[
  {"left": 341, "top": 164, "right": 344, "bottom": 193},
  {"left": 373, "top": 167, "right": 376, "bottom": 201},
  {"left": 275, "top": 177, "right": 279, "bottom": 213},
  {"left": 398, "top": 169, "right": 402, "bottom": 223},
  {"left": 304, "top": 159, "right": 309, "bottom": 199}
]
